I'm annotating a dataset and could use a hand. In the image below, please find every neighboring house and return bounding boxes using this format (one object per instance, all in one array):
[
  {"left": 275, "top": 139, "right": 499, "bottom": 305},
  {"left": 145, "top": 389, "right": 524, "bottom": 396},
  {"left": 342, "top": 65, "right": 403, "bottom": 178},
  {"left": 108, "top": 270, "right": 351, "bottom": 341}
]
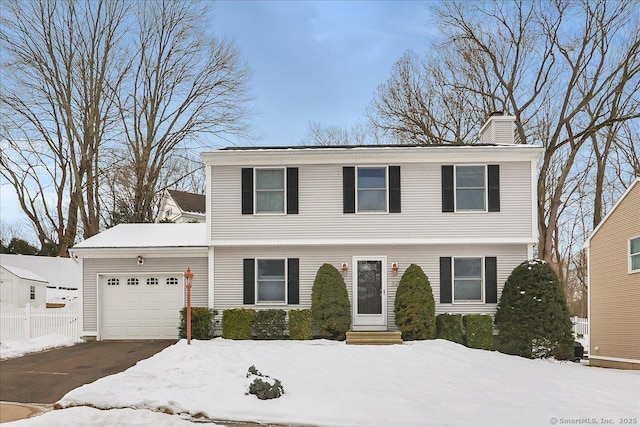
[
  {"left": 585, "top": 178, "right": 640, "bottom": 370},
  {"left": 156, "top": 189, "right": 206, "bottom": 223},
  {"left": 70, "top": 114, "right": 543, "bottom": 340},
  {"left": 0, "top": 265, "right": 48, "bottom": 308}
]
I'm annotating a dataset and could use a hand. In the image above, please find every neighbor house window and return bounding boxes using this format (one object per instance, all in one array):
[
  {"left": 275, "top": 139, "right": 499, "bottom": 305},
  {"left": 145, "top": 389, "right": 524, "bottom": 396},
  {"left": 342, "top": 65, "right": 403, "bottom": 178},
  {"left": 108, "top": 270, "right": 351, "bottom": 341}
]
[
  {"left": 357, "top": 167, "right": 387, "bottom": 212},
  {"left": 455, "top": 165, "right": 486, "bottom": 211},
  {"left": 127, "top": 278, "right": 139, "bottom": 286},
  {"left": 453, "top": 257, "right": 484, "bottom": 303},
  {"left": 30, "top": 285, "right": 36, "bottom": 300},
  {"left": 146, "top": 277, "right": 159, "bottom": 286},
  {"left": 107, "top": 278, "right": 120, "bottom": 286},
  {"left": 166, "top": 277, "right": 179, "bottom": 285},
  {"left": 631, "top": 237, "right": 640, "bottom": 273},
  {"left": 256, "top": 259, "right": 286, "bottom": 303},
  {"left": 255, "top": 168, "right": 285, "bottom": 213}
]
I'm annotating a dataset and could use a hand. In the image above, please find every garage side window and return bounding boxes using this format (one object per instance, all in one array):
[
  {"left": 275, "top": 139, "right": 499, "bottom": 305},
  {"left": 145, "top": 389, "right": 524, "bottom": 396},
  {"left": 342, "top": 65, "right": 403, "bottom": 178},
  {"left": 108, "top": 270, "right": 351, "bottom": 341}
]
[
  {"left": 107, "top": 278, "right": 120, "bottom": 286},
  {"left": 30, "top": 285, "right": 36, "bottom": 300},
  {"left": 166, "top": 277, "right": 179, "bottom": 285},
  {"left": 127, "top": 278, "right": 139, "bottom": 286},
  {"left": 146, "top": 277, "right": 159, "bottom": 286}
]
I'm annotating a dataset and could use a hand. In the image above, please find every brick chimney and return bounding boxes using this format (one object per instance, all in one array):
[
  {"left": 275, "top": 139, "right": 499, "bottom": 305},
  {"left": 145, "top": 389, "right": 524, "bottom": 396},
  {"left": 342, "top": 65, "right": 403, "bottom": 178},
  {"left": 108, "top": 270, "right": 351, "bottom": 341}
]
[{"left": 479, "top": 111, "right": 516, "bottom": 145}]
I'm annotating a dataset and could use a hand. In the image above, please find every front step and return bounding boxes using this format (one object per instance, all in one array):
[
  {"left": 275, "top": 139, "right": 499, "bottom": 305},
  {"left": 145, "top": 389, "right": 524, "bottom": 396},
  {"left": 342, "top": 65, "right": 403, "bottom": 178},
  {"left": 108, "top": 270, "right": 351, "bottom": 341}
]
[{"left": 346, "top": 331, "right": 403, "bottom": 345}]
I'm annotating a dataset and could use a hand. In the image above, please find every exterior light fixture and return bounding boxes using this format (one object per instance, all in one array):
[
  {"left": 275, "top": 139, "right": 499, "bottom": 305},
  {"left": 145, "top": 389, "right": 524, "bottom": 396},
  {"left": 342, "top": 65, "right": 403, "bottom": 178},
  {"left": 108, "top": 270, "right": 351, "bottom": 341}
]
[
  {"left": 391, "top": 262, "right": 399, "bottom": 273},
  {"left": 184, "top": 267, "right": 193, "bottom": 345},
  {"left": 341, "top": 263, "right": 349, "bottom": 272},
  {"left": 137, "top": 255, "right": 144, "bottom": 266}
]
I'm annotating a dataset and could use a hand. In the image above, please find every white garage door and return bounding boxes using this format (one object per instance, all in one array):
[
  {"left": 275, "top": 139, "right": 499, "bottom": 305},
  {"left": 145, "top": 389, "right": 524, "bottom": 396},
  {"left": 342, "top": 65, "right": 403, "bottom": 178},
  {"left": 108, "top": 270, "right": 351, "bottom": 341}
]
[{"left": 101, "top": 274, "right": 183, "bottom": 339}]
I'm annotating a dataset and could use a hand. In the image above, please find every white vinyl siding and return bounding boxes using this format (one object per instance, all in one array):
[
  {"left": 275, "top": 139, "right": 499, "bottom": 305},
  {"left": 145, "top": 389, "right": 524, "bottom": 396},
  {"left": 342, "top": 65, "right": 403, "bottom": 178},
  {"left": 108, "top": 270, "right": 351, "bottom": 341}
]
[{"left": 210, "top": 162, "right": 533, "bottom": 242}]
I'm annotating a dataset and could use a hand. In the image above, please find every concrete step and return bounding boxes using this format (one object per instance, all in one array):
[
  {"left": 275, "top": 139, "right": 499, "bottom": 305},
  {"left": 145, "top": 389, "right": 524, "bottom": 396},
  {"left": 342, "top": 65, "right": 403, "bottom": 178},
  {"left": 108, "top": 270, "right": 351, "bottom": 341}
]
[{"left": 346, "top": 331, "right": 403, "bottom": 345}]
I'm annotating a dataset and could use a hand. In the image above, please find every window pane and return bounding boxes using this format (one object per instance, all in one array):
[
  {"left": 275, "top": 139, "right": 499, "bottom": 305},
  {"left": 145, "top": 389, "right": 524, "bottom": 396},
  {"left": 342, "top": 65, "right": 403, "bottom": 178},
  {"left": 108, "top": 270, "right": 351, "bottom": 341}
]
[
  {"left": 456, "top": 166, "right": 485, "bottom": 187},
  {"left": 257, "top": 260, "right": 286, "bottom": 303},
  {"left": 256, "top": 169, "right": 284, "bottom": 190},
  {"left": 454, "top": 279, "right": 482, "bottom": 300},
  {"left": 258, "top": 260, "right": 285, "bottom": 277},
  {"left": 257, "top": 280, "right": 285, "bottom": 302},
  {"left": 631, "top": 238, "right": 640, "bottom": 255},
  {"left": 256, "top": 191, "right": 285, "bottom": 213},
  {"left": 454, "top": 258, "right": 482, "bottom": 278},
  {"left": 358, "top": 189, "right": 386, "bottom": 211},
  {"left": 358, "top": 168, "right": 386, "bottom": 189},
  {"left": 632, "top": 254, "right": 640, "bottom": 271},
  {"left": 456, "top": 189, "right": 485, "bottom": 210}
]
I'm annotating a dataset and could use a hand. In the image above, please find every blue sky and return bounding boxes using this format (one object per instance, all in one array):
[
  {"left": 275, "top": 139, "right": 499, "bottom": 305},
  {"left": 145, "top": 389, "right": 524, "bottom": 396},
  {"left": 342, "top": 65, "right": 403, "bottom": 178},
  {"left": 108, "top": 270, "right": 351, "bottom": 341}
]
[{"left": 1, "top": 1, "right": 435, "bottom": 231}]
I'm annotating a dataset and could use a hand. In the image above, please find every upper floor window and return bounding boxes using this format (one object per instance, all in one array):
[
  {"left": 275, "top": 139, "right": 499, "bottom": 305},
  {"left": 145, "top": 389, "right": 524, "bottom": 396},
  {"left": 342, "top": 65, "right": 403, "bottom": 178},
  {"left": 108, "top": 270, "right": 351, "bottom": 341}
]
[
  {"left": 357, "top": 167, "right": 387, "bottom": 212},
  {"left": 455, "top": 166, "right": 486, "bottom": 211},
  {"left": 255, "top": 168, "right": 285, "bottom": 213},
  {"left": 442, "top": 165, "right": 500, "bottom": 213},
  {"left": 631, "top": 237, "right": 640, "bottom": 273}
]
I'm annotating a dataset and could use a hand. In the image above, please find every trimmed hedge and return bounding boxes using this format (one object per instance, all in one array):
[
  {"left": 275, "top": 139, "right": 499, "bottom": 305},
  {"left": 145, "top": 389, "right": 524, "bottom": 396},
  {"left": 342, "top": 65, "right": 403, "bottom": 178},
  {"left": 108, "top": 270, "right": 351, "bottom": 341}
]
[
  {"left": 289, "top": 309, "right": 313, "bottom": 340},
  {"left": 222, "top": 308, "right": 255, "bottom": 340},
  {"left": 253, "top": 309, "right": 286, "bottom": 340},
  {"left": 311, "top": 263, "right": 351, "bottom": 340},
  {"left": 463, "top": 314, "right": 493, "bottom": 350},
  {"left": 435, "top": 314, "right": 464, "bottom": 344},
  {"left": 179, "top": 307, "right": 217, "bottom": 340},
  {"left": 394, "top": 264, "right": 436, "bottom": 340}
]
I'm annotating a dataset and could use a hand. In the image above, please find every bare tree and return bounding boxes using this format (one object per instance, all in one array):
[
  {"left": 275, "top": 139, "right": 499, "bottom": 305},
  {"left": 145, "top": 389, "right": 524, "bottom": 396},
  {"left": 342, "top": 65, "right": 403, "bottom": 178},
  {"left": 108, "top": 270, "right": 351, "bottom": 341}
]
[
  {"left": 118, "top": 0, "right": 250, "bottom": 223},
  {"left": 301, "top": 121, "right": 386, "bottom": 146},
  {"left": 0, "top": 0, "right": 129, "bottom": 255}
]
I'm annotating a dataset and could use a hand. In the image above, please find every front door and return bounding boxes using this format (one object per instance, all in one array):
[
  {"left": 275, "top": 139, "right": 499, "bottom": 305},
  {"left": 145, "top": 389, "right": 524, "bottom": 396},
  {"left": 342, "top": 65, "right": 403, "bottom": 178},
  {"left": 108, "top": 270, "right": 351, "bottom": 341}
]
[{"left": 352, "top": 257, "right": 387, "bottom": 330}]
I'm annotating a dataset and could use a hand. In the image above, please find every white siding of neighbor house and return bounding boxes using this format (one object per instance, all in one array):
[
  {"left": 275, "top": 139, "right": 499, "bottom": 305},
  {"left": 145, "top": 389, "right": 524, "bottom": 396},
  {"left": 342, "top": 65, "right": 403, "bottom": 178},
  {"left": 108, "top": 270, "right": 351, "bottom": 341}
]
[
  {"left": 213, "top": 244, "right": 528, "bottom": 330},
  {"left": 82, "top": 257, "right": 208, "bottom": 334},
  {"left": 209, "top": 161, "right": 533, "bottom": 243},
  {"left": 157, "top": 194, "right": 182, "bottom": 223}
]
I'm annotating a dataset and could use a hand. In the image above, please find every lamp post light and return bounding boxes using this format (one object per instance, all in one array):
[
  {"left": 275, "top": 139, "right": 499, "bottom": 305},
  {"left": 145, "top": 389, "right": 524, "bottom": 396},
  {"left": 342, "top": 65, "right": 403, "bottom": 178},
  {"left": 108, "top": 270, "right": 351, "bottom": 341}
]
[{"left": 184, "top": 267, "right": 193, "bottom": 345}]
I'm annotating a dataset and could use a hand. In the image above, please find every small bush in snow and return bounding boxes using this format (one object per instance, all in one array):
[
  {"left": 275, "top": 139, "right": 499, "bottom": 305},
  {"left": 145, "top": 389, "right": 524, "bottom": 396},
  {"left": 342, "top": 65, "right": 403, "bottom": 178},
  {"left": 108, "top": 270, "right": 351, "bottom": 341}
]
[
  {"left": 253, "top": 309, "right": 286, "bottom": 340},
  {"left": 463, "top": 314, "right": 493, "bottom": 350},
  {"left": 288, "top": 309, "right": 313, "bottom": 340},
  {"left": 311, "top": 264, "right": 351, "bottom": 340},
  {"left": 246, "top": 365, "right": 284, "bottom": 400},
  {"left": 495, "top": 259, "right": 573, "bottom": 360},
  {"left": 222, "top": 308, "right": 255, "bottom": 340},
  {"left": 436, "top": 314, "right": 463, "bottom": 344},
  {"left": 394, "top": 264, "right": 436, "bottom": 340},
  {"left": 179, "top": 307, "right": 217, "bottom": 340}
]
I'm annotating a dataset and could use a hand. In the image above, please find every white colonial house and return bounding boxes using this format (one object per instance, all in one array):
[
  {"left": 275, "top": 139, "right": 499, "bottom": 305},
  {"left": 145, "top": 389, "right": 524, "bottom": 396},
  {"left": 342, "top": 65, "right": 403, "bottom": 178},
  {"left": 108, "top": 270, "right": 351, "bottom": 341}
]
[
  {"left": 156, "top": 189, "right": 206, "bottom": 223},
  {"left": 70, "top": 114, "right": 543, "bottom": 340}
]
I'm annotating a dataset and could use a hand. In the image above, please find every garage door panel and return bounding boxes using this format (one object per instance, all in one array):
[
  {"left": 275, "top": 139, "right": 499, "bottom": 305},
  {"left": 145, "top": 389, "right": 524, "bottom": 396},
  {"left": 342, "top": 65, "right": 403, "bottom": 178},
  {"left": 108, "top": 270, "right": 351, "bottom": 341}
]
[{"left": 101, "top": 274, "right": 183, "bottom": 339}]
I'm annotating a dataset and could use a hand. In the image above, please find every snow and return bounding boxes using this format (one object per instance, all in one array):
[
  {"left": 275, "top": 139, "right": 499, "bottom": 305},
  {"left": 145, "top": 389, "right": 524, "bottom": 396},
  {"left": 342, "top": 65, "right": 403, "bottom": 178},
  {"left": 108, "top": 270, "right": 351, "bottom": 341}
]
[
  {"left": 0, "top": 335, "right": 83, "bottom": 360},
  {"left": 7, "top": 339, "right": 640, "bottom": 427},
  {"left": 71, "top": 223, "right": 207, "bottom": 249}
]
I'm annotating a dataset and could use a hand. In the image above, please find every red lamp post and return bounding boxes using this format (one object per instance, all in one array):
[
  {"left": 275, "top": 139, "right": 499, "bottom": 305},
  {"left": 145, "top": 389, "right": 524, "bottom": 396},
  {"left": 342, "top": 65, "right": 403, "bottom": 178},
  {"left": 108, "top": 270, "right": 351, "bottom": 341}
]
[{"left": 184, "top": 267, "right": 193, "bottom": 345}]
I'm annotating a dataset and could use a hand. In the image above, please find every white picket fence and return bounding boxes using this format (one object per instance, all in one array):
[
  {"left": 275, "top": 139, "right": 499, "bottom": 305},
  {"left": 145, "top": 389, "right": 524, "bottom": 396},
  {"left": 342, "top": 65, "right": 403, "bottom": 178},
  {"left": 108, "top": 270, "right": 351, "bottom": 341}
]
[
  {"left": 0, "top": 303, "right": 80, "bottom": 342},
  {"left": 571, "top": 316, "right": 589, "bottom": 337}
]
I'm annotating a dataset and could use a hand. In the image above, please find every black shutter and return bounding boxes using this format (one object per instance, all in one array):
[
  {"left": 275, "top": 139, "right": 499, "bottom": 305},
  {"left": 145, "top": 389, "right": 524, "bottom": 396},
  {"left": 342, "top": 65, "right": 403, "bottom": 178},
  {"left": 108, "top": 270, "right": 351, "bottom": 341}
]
[
  {"left": 343, "top": 167, "right": 355, "bottom": 213},
  {"left": 389, "top": 166, "right": 401, "bottom": 213},
  {"left": 440, "top": 257, "right": 452, "bottom": 303},
  {"left": 485, "top": 257, "right": 498, "bottom": 303},
  {"left": 441, "top": 165, "right": 454, "bottom": 212},
  {"left": 488, "top": 165, "right": 500, "bottom": 212},
  {"left": 243, "top": 259, "right": 255, "bottom": 305},
  {"left": 287, "top": 258, "right": 299, "bottom": 304},
  {"left": 287, "top": 167, "right": 299, "bottom": 214},
  {"left": 241, "top": 168, "right": 253, "bottom": 215}
]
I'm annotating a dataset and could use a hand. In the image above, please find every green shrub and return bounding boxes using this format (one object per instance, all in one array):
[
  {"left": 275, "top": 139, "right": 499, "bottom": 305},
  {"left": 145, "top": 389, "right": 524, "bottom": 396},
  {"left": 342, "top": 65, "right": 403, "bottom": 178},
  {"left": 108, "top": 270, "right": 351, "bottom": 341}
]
[
  {"left": 311, "top": 263, "right": 351, "bottom": 340},
  {"left": 463, "top": 314, "right": 493, "bottom": 350},
  {"left": 394, "top": 264, "right": 436, "bottom": 340},
  {"left": 495, "top": 259, "right": 574, "bottom": 360},
  {"left": 222, "top": 308, "right": 255, "bottom": 340},
  {"left": 253, "top": 309, "right": 286, "bottom": 340},
  {"left": 179, "top": 307, "right": 217, "bottom": 340},
  {"left": 246, "top": 366, "right": 284, "bottom": 400},
  {"left": 435, "top": 314, "right": 464, "bottom": 344},
  {"left": 289, "top": 309, "right": 313, "bottom": 340}
]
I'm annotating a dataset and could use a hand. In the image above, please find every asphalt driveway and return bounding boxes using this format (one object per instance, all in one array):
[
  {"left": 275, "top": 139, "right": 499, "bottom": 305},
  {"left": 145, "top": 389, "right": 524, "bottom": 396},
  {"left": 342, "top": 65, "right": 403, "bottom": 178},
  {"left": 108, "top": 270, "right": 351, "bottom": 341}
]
[{"left": 0, "top": 340, "right": 176, "bottom": 404}]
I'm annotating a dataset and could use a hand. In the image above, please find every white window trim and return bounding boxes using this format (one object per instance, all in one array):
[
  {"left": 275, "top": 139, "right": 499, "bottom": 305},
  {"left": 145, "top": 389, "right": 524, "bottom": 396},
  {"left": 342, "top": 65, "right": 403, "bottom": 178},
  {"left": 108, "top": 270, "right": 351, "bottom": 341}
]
[
  {"left": 254, "top": 167, "right": 287, "bottom": 215},
  {"left": 452, "top": 256, "right": 485, "bottom": 304},
  {"left": 355, "top": 165, "right": 389, "bottom": 214},
  {"left": 454, "top": 164, "right": 488, "bottom": 213},
  {"left": 255, "top": 258, "right": 288, "bottom": 305},
  {"left": 629, "top": 236, "right": 640, "bottom": 274}
]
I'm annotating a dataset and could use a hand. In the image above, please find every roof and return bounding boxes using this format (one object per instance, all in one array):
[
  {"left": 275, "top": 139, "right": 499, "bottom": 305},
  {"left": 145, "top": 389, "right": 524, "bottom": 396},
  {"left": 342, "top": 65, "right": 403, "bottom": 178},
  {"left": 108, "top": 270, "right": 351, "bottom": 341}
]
[
  {"left": 584, "top": 178, "right": 640, "bottom": 248},
  {"left": 167, "top": 190, "right": 206, "bottom": 214},
  {"left": 1, "top": 265, "right": 49, "bottom": 284},
  {"left": 218, "top": 143, "right": 524, "bottom": 151},
  {"left": 71, "top": 223, "right": 208, "bottom": 249}
]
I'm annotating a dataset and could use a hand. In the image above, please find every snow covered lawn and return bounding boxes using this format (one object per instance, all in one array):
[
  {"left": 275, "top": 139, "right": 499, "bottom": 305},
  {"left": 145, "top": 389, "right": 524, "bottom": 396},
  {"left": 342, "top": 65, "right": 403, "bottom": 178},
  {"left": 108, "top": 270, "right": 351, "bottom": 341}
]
[
  {"left": 8, "top": 338, "right": 640, "bottom": 427},
  {"left": 0, "top": 335, "right": 82, "bottom": 360}
]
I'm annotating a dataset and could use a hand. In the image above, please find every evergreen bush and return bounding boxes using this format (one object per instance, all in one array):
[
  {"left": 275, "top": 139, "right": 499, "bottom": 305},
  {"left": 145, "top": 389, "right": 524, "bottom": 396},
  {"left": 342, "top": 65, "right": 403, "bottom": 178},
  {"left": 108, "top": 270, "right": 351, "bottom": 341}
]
[
  {"left": 179, "top": 307, "right": 217, "bottom": 340},
  {"left": 246, "top": 365, "right": 284, "bottom": 400},
  {"left": 394, "top": 264, "right": 436, "bottom": 340},
  {"left": 311, "top": 263, "right": 351, "bottom": 340},
  {"left": 463, "top": 314, "right": 493, "bottom": 350},
  {"left": 495, "top": 259, "right": 574, "bottom": 359},
  {"left": 222, "top": 308, "right": 255, "bottom": 340},
  {"left": 435, "top": 313, "right": 464, "bottom": 344},
  {"left": 288, "top": 309, "right": 313, "bottom": 340},
  {"left": 253, "top": 309, "right": 286, "bottom": 340}
]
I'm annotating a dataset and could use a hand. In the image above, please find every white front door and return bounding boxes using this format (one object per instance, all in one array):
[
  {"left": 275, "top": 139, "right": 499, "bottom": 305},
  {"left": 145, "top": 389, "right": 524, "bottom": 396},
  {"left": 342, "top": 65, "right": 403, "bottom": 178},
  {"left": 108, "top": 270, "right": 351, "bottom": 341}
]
[{"left": 352, "top": 256, "right": 387, "bottom": 331}]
